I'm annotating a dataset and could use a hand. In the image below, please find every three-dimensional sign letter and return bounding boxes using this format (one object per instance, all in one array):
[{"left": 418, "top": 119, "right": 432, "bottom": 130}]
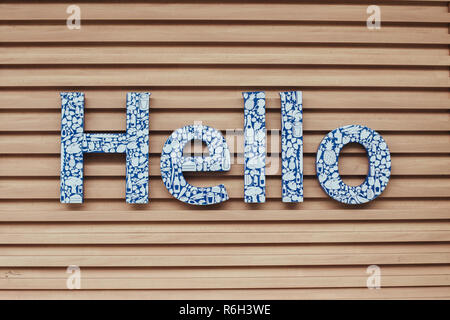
[
  {"left": 316, "top": 125, "right": 391, "bottom": 204},
  {"left": 243, "top": 91, "right": 266, "bottom": 203},
  {"left": 60, "top": 92, "right": 150, "bottom": 204},
  {"left": 280, "top": 91, "right": 303, "bottom": 202},
  {"left": 160, "top": 124, "right": 230, "bottom": 205}
]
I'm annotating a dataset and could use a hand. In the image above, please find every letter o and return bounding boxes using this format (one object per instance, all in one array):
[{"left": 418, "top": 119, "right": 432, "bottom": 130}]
[{"left": 316, "top": 125, "right": 391, "bottom": 204}]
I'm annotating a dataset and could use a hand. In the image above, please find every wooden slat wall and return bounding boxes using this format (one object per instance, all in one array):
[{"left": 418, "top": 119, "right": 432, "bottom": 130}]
[{"left": 0, "top": 0, "right": 449, "bottom": 300}]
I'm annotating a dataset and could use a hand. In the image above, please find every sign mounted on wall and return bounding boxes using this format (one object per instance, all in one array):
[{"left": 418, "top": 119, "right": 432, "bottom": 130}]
[
  {"left": 60, "top": 91, "right": 391, "bottom": 205},
  {"left": 60, "top": 92, "right": 150, "bottom": 204}
]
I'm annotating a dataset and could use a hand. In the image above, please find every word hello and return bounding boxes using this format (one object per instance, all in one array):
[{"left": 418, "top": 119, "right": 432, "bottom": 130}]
[{"left": 60, "top": 91, "right": 391, "bottom": 205}]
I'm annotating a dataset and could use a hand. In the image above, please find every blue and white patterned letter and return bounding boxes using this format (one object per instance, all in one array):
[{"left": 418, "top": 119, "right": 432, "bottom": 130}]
[
  {"left": 60, "top": 92, "right": 150, "bottom": 204},
  {"left": 316, "top": 125, "right": 391, "bottom": 204},
  {"left": 242, "top": 92, "right": 266, "bottom": 203},
  {"left": 160, "top": 124, "right": 230, "bottom": 205},
  {"left": 280, "top": 91, "right": 303, "bottom": 202}
]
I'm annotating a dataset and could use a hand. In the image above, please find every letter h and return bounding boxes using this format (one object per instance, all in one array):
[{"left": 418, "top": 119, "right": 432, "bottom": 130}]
[{"left": 60, "top": 92, "right": 150, "bottom": 204}]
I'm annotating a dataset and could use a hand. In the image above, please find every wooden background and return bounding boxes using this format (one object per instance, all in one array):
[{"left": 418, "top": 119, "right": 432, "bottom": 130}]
[{"left": 0, "top": 0, "right": 449, "bottom": 299}]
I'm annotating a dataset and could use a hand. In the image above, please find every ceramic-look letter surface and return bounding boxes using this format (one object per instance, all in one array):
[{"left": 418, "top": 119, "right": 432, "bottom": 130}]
[
  {"left": 280, "top": 91, "right": 303, "bottom": 203},
  {"left": 160, "top": 124, "right": 231, "bottom": 205},
  {"left": 60, "top": 92, "right": 149, "bottom": 204},
  {"left": 243, "top": 92, "right": 266, "bottom": 203},
  {"left": 316, "top": 125, "right": 391, "bottom": 204}
]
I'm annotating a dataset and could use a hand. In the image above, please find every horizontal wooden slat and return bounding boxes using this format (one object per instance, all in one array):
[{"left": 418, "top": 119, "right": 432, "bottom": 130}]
[
  {"left": 2, "top": 265, "right": 449, "bottom": 290},
  {"left": 1, "top": 154, "right": 448, "bottom": 177},
  {"left": 1, "top": 250, "right": 449, "bottom": 266},
  {"left": 1, "top": 24, "right": 448, "bottom": 45},
  {"left": 0, "top": 110, "right": 448, "bottom": 131},
  {"left": 3, "top": 275, "right": 450, "bottom": 290},
  {"left": 1, "top": 67, "right": 448, "bottom": 88},
  {"left": 2, "top": 232, "right": 447, "bottom": 244},
  {"left": 0, "top": 220, "right": 449, "bottom": 244},
  {"left": 2, "top": 133, "right": 448, "bottom": 154},
  {"left": 2, "top": 243, "right": 448, "bottom": 256},
  {"left": 0, "top": 251, "right": 450, "bottom": 267},
  {"left": 1, "top": 3, "right": 448, "bottom": 23},
  {"left": 0, "top": 208, "right": 449, "bottom": 222},
  {"left": 1, "top": 287, "right": 449, "bottom": 300},
  {"left": 1, "top": 46, "right": 449, "bottom": 66},
  {"left": 1, "top": 177, "right": 448, "bottom": 199},
  {"left": 2, "top": 198, "right": 448, "bottom": 213},
  {"left": 2, "top": 244, "right": 448, "bottom": 266},
  {"left": 2, "top": 221, "right": 449, "bottom": 234},
  {"left": 3, "top": 265, "right": 449, "bottom": 278},
  {"left": 3, "top": 264, "right": 448, "bottom": 289},
  {"left": 0, "top": 221, "right": 448, "bottom": 244},
  {"left": 1, "top": 89, "right": 448, "bottom": 110}
]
